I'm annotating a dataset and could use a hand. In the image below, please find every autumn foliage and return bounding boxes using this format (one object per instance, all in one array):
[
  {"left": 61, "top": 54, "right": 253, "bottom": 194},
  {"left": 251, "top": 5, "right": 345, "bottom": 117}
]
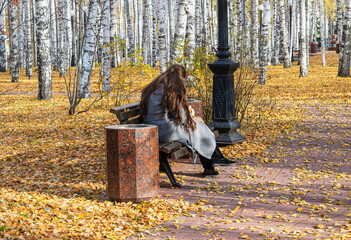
[{"left": 0, "top": 53, "right": 350, "bottom": 239}]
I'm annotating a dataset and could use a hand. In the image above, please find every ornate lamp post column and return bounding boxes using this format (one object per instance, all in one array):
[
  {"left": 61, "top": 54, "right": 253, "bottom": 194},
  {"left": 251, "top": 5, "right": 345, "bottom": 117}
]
[{"left": 208, "top": 0, "right": 246, "bottom": 145}]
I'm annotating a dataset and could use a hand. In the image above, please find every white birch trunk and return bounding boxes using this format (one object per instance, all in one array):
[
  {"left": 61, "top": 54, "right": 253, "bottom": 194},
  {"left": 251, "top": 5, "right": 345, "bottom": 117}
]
[
  {"left": 142, "top": 0, "right": 152, "bottom": 64},
  {"left": 185, "top": 0, "right": 195, "bottom": 61},
  {"left": 310, "top": 0, "right": 317, "bottom": 42},
  {"left": 319, "top": 0, "right": 325, "bottom": 67},
  {"left": 151, "top": 0, "right": 157, "bottom": 67},
  {"left": 50, "top": 0, "right": 57, "bottom": 70},
  {"left": 337, "top": 0, "right": 343, "bottom": 43},
  {"left": 279, "top": 0, "right": 292, "bottom": 68},
  {"left": 124, "top": 0, "right": 134, "bottom": 57},
  {"left": 80, "top": 0, "right": 99, "bottom": 98},
  {"left": 158, "top": 0, "right": 167, "bottom": 72},
  {"left": 18, "top": 0, "right": 24, "bottom": 68},
  {"left": 9, "top": 0, "right": 19, "bottom": 82},
  {"left": 195, "top": 0, "right": 202, "bottom": 47},
  {"left": 338, "top": 0, "right": 351, "bottom": 77},
  {"left": 110, "top": 0, "right": 117, "bottom": 67},
  {"left": 259, "top": 0, "right": 270, "bottom": 84},
  {"left": 36, "top": 0, "right": 53, "bottom": 100},
  {"left": 102, "top": 0, "right": 111, "bottom": 92},
  {"left": 305, "top": 0, "right": 310, "bottom": 70},
  {"left": 251, "top": 0, "right": 259, "bottom": 66},
  {"left": 272, "top": 0, "right": 280, "bottom": 65},
  {"left": 24, "top": 0, "right": 32, "bottom": 78},
  {"left": 299, "top": 0, "right": 308, "bottom": 77},
  {"left": 172, "top": 0, "right": 187, "bottom": 63},
  {"left": 0, "top": 0, "right": 6, "bottom": 72}
]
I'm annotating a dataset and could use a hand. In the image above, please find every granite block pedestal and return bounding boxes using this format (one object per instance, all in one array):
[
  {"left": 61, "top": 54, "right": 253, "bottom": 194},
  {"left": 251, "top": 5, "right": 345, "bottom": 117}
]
[
  {"left": 187, "top": 99, "right": 203, "bottom": 118},
  {"left": 105, "top": 124, "right": 159, "bottom": 202}
]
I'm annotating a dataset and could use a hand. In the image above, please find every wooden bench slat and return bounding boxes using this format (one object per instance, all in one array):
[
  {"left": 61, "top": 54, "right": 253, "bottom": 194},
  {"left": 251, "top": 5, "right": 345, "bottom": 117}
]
[
  {"left": 171, "top": 147, "right": 189, "bottom": 160},
  {"left": 213, "top": 130, "right": 219, "bottom": 138},
  {"left": 160, "top": 142, "right": 182, "bottom": 154},
  {"left": 117, "top": 108, "right": 140, "bottom": 121},
  {"left": 121, "top": 117, "right": 143, "bottom": 124},
  {"left": 110, "top": 101, "right": 140, "bottom": 115}
]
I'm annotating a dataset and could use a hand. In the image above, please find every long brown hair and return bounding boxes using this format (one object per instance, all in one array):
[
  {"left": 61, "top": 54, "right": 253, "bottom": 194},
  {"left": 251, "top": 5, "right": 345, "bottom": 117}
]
[{"left": 139, "top": 64, "right": 196, "bottom": 132}]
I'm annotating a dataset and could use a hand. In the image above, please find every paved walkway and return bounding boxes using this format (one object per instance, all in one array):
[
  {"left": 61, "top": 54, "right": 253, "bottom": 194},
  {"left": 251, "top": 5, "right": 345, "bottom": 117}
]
[{"left": 128, "top": 104, "right": 351, "bottom": 239}]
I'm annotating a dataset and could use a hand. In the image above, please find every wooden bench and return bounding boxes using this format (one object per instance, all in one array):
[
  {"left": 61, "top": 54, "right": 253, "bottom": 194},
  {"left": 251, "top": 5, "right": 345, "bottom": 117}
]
[{"left": 110, "top": 101, "right": 218, "bottom": 188}]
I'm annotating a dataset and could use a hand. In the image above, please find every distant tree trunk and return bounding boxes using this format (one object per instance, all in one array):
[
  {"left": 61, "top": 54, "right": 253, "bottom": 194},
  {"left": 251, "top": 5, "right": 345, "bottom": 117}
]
[
  {"left": 110, "top": 0, "right": 117, "bottom": 67},
  {"left": 279, "top": 0, "right": 292, "bottom": 68},
  {"left": 337, "top": 0, "right": 343, "bottom": 43},
  {"left": 195, "top": 0, "right": 202, "bottom": 47},
  {"left": 0, "top": 0, "right": 6, "bottom": 72},
  {"left": 9, "top": 0, "right": 19, "bottom": 83},
  {"left": 319, "top": 0, "right": 326, "bottom": 67},
  {"left": 32, "top": 0, "right": 37, "bottom": 67},
  {"left": 158, "top": 0, "right": 167, "bottom": 72},
  {"left": 172, "top": 0, "right": 188, "bottom": 63},
  {"left": 250, "top": 0, "right": 258, "bottom": 66},
  {"left": 58, "top": 0, "right": 68, "bottom": 77},
  {"left": 305, "top": 0, "right": 310, "bottom": 69},
  {"left": 299, "top": 0, "right": 308, "bottom": 77},
  {"left": 185, "top": 0, "right": 195, "bottom": 62},
  {"left": 80, "top": 0, "right": 99, "bottom": 98},
  {"left": 102, "top": 0, "right": 111, "bottom": 92},
  {"left": 24, "top": 0, "right": 32, "bottom": 78},
  {"left": 310, "top": 0, "right": 317, "bottom": 42},
  {"left": 124, "top": 0, "right": 134, "bottom": 57},
  {"left": 142, "top": 0, "right": 152, "bottom": 64},
  {"left": 272, "top": 0, "right": 280, "bottom": 65},
  {"left": 36, "top": 0, "right": 53, "bottom": 100},
  {"left": 259, "top": 0, "right": 270, "bottom": 84},
  {"left": 338, "top": 0, "right": 351, "bottom": 77},
  {"left": 151, "top": 0, "right": 157, "bottom": 67},
  {"left": 18, "top": 0, "right": 24, "bottom": 69},
  {"left": 50, "top": 0, "right": 57, "bottom": 71}
]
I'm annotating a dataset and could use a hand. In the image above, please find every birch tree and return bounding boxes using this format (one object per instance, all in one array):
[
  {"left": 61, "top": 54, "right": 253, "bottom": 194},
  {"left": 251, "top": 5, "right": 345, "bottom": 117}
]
[
  {"left": 299, "top": 0, "right": 308, "bottom": 77},
  {"left": 110, "top": 0, "right": 117, "bottom": 67},
  {"left": 79, "top": 0, "right": 99, "bottom": 98},
  {"left": 9, "top": 0, "right": 19, "bottom": 83},
  {"left": 36, "top": 0, "right": 53, "bottom": 100},
  {"left": 0, "top": 0, "right": 6, "bottom": 72},
  {"left": 259, "top": 0, "right": 270, "bottom": 84},
  {"left": 124, "top": 0, "right": 134, "bottom": 57},
  {"left": 319, "top": 0, "right": 326, "bottom": 67},
  {"left": 18, "top": 0, "right": 24, "bottom": 68},
  {"left": 24, "top": 0, "right": 32, "bottom": 78},
  {"left": 58, "top": 0, "right": 68, "bottom": 76},
  {"left": 158, "top": 0, "right": 167, "bottom": 72},
  {"left": 102, "top": 0, "right": 111, "bottom": 92},
  {"left": 251, "top": 0, "right": 259, "bottom": 66},
  {"left": 337, "top": 0, "right": 343, "bottom": 42},
  {"left": 172, "top": 0, "right": 188, "bottom": 63},
  {"left": 142, "top": 0, "right": 152, "bottom": 64},
  {"left": 272, "top": 0, "right": 280, "bottom": 65},
  {"left": 279, "top": 0, "right": 292, "bottom": 68},
  {"left": 185, "top": 0, "right": 195, "bottom": 61},
  {"left": 338, "top": 0, "right": 351, "bottom": 77}
]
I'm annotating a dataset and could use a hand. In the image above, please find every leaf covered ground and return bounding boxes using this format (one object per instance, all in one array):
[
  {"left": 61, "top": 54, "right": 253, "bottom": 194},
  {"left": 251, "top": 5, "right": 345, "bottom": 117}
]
[{"left": 0, "top": 53, "right": 350, "bottom": 239}]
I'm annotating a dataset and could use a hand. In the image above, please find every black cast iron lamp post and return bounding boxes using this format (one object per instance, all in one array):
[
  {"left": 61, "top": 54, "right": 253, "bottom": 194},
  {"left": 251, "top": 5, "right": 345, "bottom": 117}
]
[{"left": 208, "top": 0, "right": 246, "bottom": 144}]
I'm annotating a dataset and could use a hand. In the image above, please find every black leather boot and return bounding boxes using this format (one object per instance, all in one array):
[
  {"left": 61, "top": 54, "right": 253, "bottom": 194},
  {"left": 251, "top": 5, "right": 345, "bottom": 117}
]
[
  {"left": 211, "top": 146, "right": 237, "bottom": 166},
  {"left": 199, "top": 155, "right": 219, "bottom": 176}
]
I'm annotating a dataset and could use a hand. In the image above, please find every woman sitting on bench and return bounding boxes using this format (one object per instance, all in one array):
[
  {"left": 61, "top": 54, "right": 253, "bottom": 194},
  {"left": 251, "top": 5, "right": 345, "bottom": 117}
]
[{"left": 139, "top": 64, "right": 236, "bottom": 176}]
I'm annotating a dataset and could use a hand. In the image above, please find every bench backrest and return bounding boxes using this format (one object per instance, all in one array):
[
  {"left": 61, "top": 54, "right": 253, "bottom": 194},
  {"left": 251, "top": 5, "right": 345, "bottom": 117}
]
[{"left": 110, "top": 101, "right": 143, "bottom": 124}]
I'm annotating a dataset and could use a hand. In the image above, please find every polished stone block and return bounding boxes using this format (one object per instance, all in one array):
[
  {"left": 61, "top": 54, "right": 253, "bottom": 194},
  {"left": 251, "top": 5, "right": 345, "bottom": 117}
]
[
  {"left": 105, "top": 124, "right": 159, "bottom": 202},
  {"left": 187, "top": 99, "right": 203, "bottom": 118}
]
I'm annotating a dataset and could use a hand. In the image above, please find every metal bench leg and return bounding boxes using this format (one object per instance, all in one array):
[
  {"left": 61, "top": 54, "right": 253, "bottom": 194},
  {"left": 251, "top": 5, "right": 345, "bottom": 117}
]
[{"left": 159, "top": 152, "right": 182, "bottom": 188}]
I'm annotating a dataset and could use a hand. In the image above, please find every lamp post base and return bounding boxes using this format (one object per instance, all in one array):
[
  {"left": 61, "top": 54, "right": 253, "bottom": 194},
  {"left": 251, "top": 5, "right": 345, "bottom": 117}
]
[{"left": 209, "top": 121, "right": 246, "bottom": 145}]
